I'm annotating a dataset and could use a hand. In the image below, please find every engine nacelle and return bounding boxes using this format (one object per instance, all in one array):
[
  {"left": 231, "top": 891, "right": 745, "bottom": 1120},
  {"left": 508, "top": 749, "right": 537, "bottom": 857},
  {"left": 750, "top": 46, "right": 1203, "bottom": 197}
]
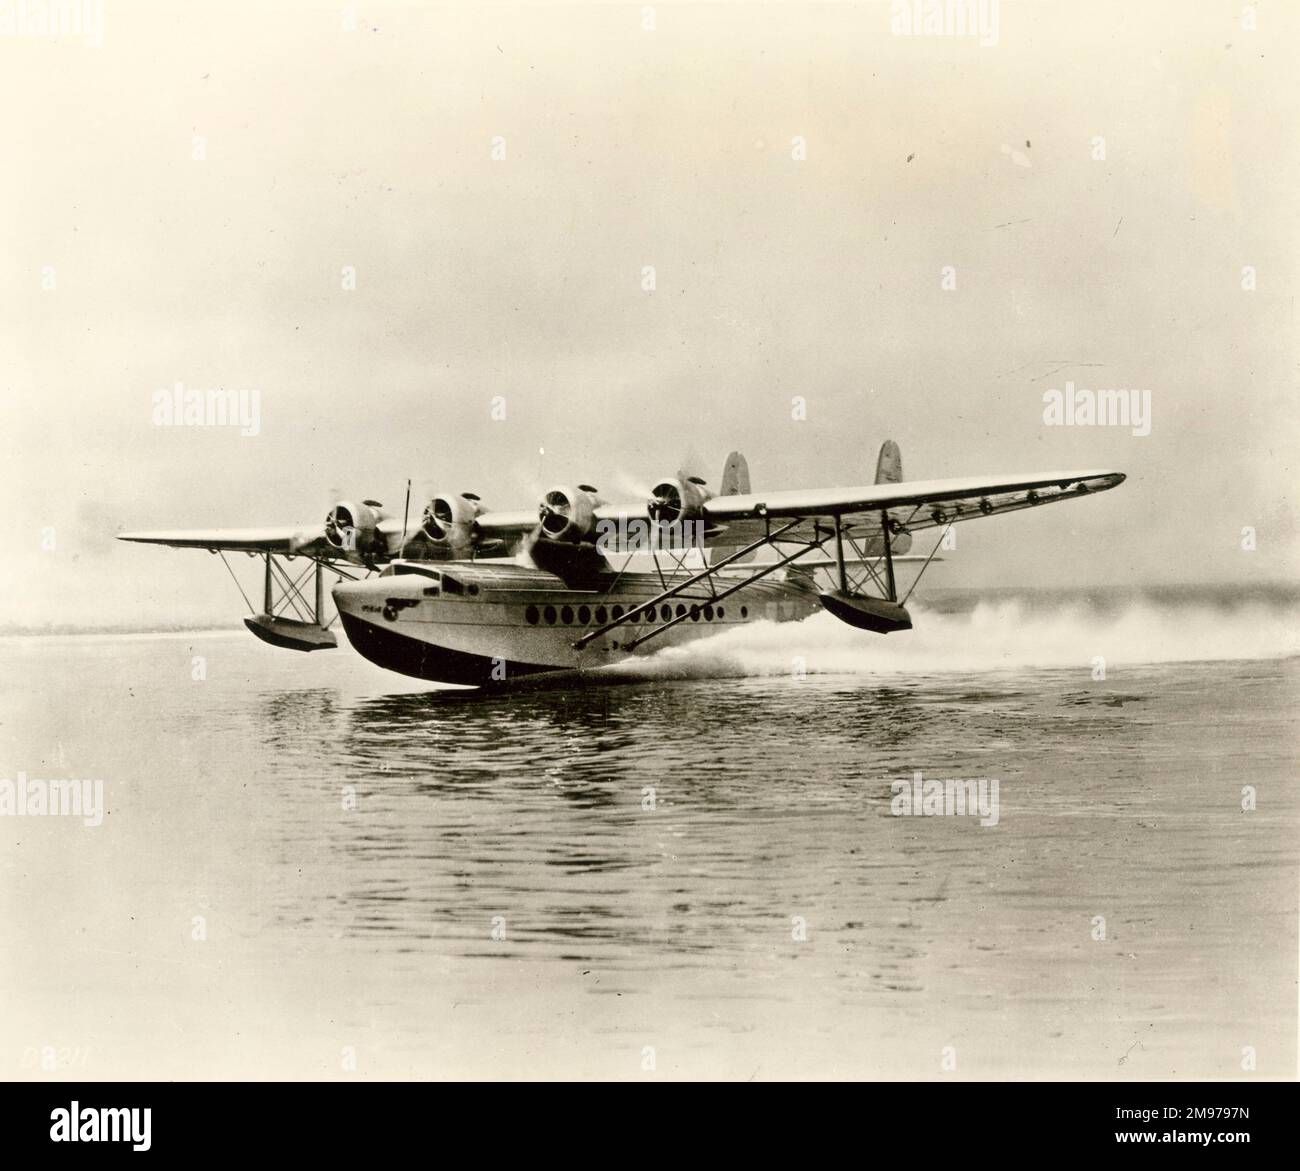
[
  {"left": 648, "top": 475, "right": 712, "bottom": 525},
  {"left": 324, "top": 499, "right": 389, "bottom": 565},
  {"left": 529, "top": 536, "right": 606, "bottom": 587},
  {"left": 421, "top": 492, "right": 485, "bottom": 558},
  {"left": 537, "top": 485, "right": 601, "bottom": 544}
]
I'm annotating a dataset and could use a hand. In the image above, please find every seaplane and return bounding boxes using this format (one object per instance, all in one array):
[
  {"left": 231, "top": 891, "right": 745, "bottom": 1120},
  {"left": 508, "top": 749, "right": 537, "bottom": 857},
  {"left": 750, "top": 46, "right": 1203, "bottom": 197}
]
[{"left": 119, "top": 442, "right": 1125, "bottom": 687}]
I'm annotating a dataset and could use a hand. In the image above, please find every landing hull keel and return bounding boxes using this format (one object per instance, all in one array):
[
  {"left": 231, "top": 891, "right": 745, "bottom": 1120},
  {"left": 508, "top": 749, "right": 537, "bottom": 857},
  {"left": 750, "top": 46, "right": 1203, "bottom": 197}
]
[{"left": 337, "top": 611, "right": 558, "bottom": 685}]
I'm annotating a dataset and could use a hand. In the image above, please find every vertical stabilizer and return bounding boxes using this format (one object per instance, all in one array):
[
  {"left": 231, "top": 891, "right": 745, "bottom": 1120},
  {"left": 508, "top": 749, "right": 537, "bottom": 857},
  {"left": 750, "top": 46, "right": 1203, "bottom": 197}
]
[
  {"left": 874, "top": 440, "right": 902, "bottom": 484},
  {"left": 720, "top": 451, "right": 750, "bottom": 495},
  {"left": 711, "top": 451, "right": 753, "bottom": 563}
]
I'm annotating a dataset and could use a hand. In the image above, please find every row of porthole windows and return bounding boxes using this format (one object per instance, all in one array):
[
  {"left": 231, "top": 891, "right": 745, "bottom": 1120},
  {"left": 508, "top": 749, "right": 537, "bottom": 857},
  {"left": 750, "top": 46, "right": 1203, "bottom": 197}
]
[{"left": 524, "top": 602, "right": 749, "bottom": 627}]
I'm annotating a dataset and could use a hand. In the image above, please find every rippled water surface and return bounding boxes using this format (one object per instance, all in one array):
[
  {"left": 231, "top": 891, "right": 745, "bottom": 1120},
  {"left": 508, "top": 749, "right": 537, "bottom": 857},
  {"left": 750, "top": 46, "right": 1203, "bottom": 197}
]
[{"left": 2, "top": 593, "right": 1296, "bottom": 1079}]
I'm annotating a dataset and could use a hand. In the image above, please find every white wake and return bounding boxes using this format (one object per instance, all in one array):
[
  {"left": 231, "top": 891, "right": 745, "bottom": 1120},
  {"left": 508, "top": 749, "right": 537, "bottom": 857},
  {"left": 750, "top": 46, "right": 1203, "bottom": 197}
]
[{"left": 616, "top": 595, "right": 1299, "bottom": 680}]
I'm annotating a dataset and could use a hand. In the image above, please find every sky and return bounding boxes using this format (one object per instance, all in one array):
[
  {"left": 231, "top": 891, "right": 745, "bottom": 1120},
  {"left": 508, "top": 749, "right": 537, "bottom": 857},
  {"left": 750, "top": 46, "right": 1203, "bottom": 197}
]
[{"left": 2, "top": 0, "right": 1296, "bottom": 628}]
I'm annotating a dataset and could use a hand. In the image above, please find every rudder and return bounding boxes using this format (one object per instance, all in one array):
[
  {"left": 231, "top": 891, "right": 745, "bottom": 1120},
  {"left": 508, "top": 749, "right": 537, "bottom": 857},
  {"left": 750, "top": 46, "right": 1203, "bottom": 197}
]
[
  {"left": 720, "top": 451, "right": 750, "bottom": 496},
  {"left": 874, "top": 440, "right": 902, "bottom": 484},
  {"left": 711, "top": 451, "right": 753, "bottom": 564}
]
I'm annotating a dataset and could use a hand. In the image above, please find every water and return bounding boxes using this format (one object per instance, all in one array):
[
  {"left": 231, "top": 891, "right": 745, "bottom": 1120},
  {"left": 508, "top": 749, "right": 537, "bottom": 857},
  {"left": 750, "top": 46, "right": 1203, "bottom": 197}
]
[{"left": 1, "top": 589, "right": 1296, "bottom": 1079}]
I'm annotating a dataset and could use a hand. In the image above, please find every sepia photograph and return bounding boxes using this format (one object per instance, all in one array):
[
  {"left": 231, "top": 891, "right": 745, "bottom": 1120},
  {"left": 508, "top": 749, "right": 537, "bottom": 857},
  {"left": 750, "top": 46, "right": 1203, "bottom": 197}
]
[{"left": 1, "top": 0, "right": 1296, "bottom": 1135}]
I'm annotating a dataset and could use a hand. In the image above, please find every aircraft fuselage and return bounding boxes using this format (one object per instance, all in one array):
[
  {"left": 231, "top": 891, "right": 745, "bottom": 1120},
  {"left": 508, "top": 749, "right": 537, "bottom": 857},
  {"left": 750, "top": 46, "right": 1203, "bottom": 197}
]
[{"left": 332, "top": 560, "right": 820, "bottom": 686}]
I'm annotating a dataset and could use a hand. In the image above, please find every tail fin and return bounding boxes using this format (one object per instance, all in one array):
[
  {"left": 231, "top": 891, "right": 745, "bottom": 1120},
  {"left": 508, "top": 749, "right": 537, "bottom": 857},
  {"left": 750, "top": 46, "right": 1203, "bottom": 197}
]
[
  {"left": 874, "top": 440, "right": 902, "bottom": 484},
  {"left": 873, "top": 440, "right": 911, "bottom": 554},
  {"left": 711, "top": 451, "right": 754, "bottom": 564},
  {"left": 720, "top": 451, "right": 750, "bottom": 496}
]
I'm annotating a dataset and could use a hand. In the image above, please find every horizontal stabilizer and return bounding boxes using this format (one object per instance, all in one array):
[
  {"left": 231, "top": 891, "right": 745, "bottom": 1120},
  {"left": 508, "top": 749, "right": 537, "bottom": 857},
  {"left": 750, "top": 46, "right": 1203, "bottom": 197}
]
[{"left": 778, "top": 551, "right": 938, "bottom": 570}]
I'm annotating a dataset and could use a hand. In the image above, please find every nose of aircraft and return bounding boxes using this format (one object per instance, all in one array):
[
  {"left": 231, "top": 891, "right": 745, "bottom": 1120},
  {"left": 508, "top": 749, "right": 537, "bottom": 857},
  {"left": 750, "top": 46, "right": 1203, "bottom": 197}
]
[
  {"left": 330, "top": 574, "right": 433, "bottom": 679},
  {"left": 330, "top": 577, "right": 370, "bottom": 620},
  {"left": 331, "top": 575, "right": 423, "bottom": 623},
  {"left": 330, "top": 577, "right": 365, "bottom": 614}
]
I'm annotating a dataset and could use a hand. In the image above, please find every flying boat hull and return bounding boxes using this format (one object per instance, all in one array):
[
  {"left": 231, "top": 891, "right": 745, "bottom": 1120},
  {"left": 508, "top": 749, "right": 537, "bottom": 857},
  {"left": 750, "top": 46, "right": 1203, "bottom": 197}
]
[{"left": 332, "top": 563, "right": 817, "bottom": 686}]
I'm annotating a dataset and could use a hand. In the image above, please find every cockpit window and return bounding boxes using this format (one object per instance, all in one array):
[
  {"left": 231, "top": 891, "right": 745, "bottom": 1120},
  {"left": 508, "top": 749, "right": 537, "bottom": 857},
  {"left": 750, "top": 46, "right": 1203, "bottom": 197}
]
[
  {"left": 392, "top": 564, "right": 441, "bottom": 581},
  {"left": 442, "top": 575, "right": 464, "bottom": 596}
]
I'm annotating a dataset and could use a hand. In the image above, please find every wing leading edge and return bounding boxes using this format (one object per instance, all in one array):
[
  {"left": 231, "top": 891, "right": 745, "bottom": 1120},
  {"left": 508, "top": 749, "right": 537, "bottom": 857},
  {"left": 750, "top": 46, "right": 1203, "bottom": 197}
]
[
  {"left": 118, "top": 469, "right": 1125, "bottom": 556},
  {"left": 696, "top": 469, "right": 1125, "bottom": 544},
  {"left": 117, "top": 527, "right": 332, "bottom": 555}
]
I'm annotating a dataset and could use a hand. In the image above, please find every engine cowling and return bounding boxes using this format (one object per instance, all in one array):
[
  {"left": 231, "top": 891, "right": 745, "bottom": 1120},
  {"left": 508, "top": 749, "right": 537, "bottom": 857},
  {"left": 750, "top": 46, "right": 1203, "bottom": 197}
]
[
  {"left": 646, "top": 475, "right": 714, "bottom": 550},
  {"left": 421, "top": 492, "right": 484, "bottom": 558},
  {"left": 531, "top": 484, "right": 605, "bottom": 586},
  {"left": 537, "top": 485, "right": 601, "bottom": 544},
  {"left": 648, "top": 475, "right": 712, "bottom": 525},
  {"left": 324, "top": 499, "right": 389, "bottom": 564}
]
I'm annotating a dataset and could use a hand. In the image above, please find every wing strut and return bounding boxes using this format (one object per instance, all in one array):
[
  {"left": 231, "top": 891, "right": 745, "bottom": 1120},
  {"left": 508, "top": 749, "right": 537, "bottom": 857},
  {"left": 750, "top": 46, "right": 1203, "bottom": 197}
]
[
  {"left": 881, "top": 511, "right": 896, "bottom": 601},
  {"left": 899, "top": 525, "right": 951, "bottom": 607},
  {"left": 620, "top": 532, "right": 822, "bottom": 652},
  {"left": 571, "top": 519, "right": 804, "bottom": 650},
  {"left": 817, "top": 519, "right": 951, "bottom": 633},
  {"left": 243, "top": 551, "right": 339, "bottom": 652},
  {"left": 217, "top": 550, "right": 256, "bottom": 613},
  {"left": 833, "top": 515, "right": 848, "bottom": 594},
  {"left": 832, "top": 512, "right": 897, "bottom": 600}
]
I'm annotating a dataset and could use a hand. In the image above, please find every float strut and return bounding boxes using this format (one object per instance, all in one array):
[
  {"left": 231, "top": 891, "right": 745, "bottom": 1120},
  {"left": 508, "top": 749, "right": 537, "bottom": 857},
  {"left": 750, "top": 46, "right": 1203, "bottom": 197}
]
[
  {"left": 881, "top": 511, "right": 896, "bottom": 602},
  {"left": 834, "top": 515, "right": 848, "bottom": 594}
]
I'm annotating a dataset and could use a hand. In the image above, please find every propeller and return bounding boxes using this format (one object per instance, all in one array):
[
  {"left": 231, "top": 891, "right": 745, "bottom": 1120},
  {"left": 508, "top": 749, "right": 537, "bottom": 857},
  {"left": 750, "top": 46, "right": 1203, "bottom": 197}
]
[
  {"left": 648, "top": 480, "right": 682, "bottom": 523},
  {"left": 676, "top": 445, "right": 709, "bottom": 485},
  {"left": 538, "top": 485, "right": 599, "bottom": 538}
]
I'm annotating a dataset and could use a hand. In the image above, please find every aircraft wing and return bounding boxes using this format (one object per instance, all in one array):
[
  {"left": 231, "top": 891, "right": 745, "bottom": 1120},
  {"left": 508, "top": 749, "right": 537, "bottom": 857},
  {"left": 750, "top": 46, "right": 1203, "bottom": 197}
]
[
  {"left": 117, "top": 526, "right": 334, "bottom": 556},
  {"left": 118, "top": 469, "right": 1125, "bottom": 557},
  {"left": 120, "top": 510, "right": 542, "bottom": 562},
  {"left": 472, "top": 509, "right": 545, "bottom": 538},
  {"left": 699, "top": 469, "right": 1125, "bottom": 544}
]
